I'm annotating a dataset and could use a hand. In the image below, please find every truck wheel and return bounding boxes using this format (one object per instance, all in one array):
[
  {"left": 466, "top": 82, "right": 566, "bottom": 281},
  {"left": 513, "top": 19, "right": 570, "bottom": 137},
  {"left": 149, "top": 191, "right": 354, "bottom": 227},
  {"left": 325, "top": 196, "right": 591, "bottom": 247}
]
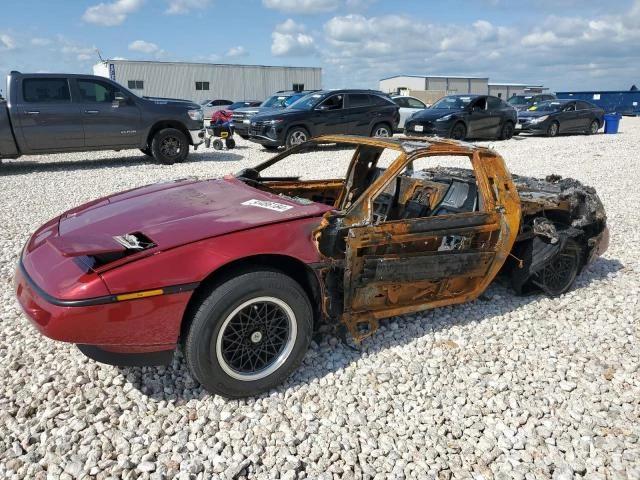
[
  {"left": 151, "top": 128, "right": 189, "bottom": 165},
  {"left": 184, "top": 270, "right": 313, "bottom": 398},
  {"left": 140, "top": 147, "right": 152, "bottom": 156},
  {"left": 285, "top": 127, "right": 309, "bottom": 149}
]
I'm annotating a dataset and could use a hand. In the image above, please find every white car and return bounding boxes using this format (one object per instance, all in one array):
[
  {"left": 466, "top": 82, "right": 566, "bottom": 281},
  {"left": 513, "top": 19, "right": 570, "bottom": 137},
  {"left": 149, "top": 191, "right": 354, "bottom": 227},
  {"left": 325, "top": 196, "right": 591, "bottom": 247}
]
[
  {"left": 391, "top": 95, "right": 427, "bottom": 130},
  {"left": 200, "top": 99, "right": 233, "bottom": 121}
]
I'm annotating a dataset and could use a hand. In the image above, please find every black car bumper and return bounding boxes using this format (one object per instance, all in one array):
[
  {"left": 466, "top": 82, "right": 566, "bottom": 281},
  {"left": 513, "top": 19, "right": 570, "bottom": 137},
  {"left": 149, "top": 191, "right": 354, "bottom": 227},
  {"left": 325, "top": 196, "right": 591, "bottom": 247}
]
[
  {"left": 248, "top": 122, "right": 285, "bottom": 147},
  {"left": 516, "top": 118, "right": 549, "bottom": 134},
  {"left": 404, "top": 119, "right": 452, "bottom": 137}
]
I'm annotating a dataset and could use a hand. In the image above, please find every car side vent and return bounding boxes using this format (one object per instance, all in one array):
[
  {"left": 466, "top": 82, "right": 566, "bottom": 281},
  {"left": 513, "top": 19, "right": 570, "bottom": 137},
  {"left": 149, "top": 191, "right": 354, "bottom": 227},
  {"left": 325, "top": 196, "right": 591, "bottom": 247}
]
[{"left": 113, "top": 232, "right": 155, "bottom": 250}]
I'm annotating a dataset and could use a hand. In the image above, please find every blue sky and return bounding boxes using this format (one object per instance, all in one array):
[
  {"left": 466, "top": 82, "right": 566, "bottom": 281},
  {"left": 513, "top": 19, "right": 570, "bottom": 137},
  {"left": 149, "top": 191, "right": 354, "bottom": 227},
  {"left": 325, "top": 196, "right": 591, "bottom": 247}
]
[{"left": 1, "top": 0, "right": 639, "bottom": 93}]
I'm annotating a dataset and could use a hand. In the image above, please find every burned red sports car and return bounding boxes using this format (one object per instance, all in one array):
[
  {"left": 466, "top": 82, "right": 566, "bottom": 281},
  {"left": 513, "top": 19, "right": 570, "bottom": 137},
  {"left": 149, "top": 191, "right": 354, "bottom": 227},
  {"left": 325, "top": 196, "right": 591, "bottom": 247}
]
[{"left": 15, "top": 135, "right": 608, "bottom": 397}]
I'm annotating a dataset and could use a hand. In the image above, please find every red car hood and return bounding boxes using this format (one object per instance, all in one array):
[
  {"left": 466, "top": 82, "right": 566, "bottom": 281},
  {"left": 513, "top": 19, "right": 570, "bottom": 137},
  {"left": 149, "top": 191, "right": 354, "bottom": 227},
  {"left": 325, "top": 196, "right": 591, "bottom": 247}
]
[{"left": 58, "top": 176, "right": 332, "bottom": 252}]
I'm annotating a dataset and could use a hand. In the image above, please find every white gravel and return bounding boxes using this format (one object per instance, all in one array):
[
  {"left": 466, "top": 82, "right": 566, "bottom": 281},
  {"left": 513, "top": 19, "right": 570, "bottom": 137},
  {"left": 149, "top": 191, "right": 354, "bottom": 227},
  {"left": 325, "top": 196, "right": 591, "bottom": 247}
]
[{"left": 1, "top": 120, "right": 639, "bottom": 479}]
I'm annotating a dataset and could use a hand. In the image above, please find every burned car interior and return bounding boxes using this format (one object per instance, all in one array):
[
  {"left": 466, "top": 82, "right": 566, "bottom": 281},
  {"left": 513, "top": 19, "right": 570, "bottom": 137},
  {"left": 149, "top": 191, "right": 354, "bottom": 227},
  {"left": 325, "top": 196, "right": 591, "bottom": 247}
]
[{"left": 235, "top": 135, "right": 607, "bottom": 342}]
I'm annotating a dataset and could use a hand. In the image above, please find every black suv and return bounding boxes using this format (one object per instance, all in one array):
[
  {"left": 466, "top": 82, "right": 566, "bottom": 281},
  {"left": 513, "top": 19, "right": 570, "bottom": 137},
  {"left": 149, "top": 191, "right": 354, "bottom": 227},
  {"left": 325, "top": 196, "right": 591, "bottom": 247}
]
[
  {"left": 248, "top": 90, "right": 400, "bottom": 149},
  {"left": 232, "top": 90, "right": 318, "bottom": 139}
]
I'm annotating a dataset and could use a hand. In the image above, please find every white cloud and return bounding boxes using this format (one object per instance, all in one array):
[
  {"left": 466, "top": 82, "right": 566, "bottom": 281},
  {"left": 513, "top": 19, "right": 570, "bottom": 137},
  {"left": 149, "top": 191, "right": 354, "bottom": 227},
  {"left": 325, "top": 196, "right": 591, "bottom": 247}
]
[
  {"left": 82, "top": 0, "right": 144, "bottom": 26},
  {"left": 263, "top": 0, "right": 338, "bottom": 14},
  {"left": 271, "top": 19, "right": 317, "bottom": 56},
  {"left": 165, "top": 0, "right": 212, "bottom": 14},
  {"left": 31, "top": 37, "right": 52, "bottom": 46},
  {"left": 319, "top": 3, "right": 640, "bottom": 90},
  {"left": 226, "top": 46, "right": 247, "bottom": 57},
  {"left": 0, "top": 34, "right": 15, "bottom": 50},
  {"left": 128, "top": 40, "right": 159, "bottom": 53}
]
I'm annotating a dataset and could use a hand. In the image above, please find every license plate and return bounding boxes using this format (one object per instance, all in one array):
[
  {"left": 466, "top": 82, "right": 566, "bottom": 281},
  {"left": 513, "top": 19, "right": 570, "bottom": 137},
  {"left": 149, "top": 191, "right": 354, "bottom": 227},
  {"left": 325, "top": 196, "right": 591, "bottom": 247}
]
[
  {"left": 243, "top": 119, "right": 250, "bottom": 124},
  {"left": 515, "top": 123, "right": 522, "bottom": 129},
  {"left": 414, "top": 125, "right": 424, "bottom": 132}
]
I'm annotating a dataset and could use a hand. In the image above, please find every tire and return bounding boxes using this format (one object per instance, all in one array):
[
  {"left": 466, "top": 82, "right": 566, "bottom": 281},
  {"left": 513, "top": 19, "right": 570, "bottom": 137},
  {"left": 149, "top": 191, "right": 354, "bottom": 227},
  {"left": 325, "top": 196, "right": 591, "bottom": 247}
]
[
  {"left": 371, "top": 123, "right": 392, "bottom": 137},
  {"left": 239, "top": 134, "right": 250, "bottom": 140},
  {"left": 151, "top": 128, "right": 189, "bottom": 165},
  {"left": 587, "top": 119, "right": 599, "bottom": 135},
  {"left": 546, "top": 121, "right": 559, "bottom": 137},
  {"left": 533, "top": 238, "right": 581, "bottom": 297},
  {"left": 499, "top": 121, "right": 515, "bottom": 140},
  {"left": 140, "top": 147, "right": 152, "bottom": 156},
  {"left": 449, "top": 122, "right": 467, "bottom": 141},
  {"left": 184, "top": 270, "right": 313, "bottom": 398},
  {"left": 212, "top": 139, "right": 224, "bottom": 150},
  {"left": 285, "top": 127, "right": 309, "bottom": 149},
  {"left": 225, "top": 138, "right": 236, "bottom": 149}
]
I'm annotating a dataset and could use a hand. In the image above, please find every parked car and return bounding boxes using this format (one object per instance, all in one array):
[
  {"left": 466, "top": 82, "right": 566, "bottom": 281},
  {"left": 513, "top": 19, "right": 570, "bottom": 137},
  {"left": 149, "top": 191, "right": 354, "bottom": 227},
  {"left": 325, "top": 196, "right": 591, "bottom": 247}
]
[
  {"left": 248, "top": 89, "right": 400, "bottom": 149},
  {"left": 507, "top": 93, "right": 557, "bottom": 111},
  {"left": 516, "top": 99, "right": 605, "bottom": 137},
  {"left": 391, "top": 95, "right": 427, "bottom": 130},
  {"left": 201, "top": 99, "right": 233, "bottom": 120},
  {"left": 232, "top": 90, "right": 318, "bottom": 139},
  {"left": 404, "top": 94, "right": 517, "bottom": 141},
  {"left": 15, "top": 135, "right": 608, "bottom": 397},
  {"left": 0, "top": 72, "right": 205, "bottom": 165},
  {"left": 227, "top": 101, "right": 261, "bottom": 110}
]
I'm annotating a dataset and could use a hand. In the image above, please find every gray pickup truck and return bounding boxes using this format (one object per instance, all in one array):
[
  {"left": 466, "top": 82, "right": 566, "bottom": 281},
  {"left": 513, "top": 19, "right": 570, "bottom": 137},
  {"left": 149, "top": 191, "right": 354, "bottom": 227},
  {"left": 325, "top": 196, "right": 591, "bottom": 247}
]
[{"left": 0, "top": 72, "right": 205, "bottom": 165}]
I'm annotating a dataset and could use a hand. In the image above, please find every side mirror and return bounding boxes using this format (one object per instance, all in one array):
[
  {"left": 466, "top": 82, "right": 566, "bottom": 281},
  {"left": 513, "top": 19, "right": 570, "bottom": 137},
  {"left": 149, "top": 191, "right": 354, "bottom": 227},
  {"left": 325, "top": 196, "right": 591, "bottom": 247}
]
[{"left": 113, "top": 93, "right": 128, "bottom": 107}]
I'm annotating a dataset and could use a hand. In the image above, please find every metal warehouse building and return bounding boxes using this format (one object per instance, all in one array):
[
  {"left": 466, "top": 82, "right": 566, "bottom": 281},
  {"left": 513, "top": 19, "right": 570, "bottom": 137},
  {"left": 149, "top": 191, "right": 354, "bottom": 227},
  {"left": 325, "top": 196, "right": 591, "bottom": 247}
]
[
  {"left": 379, "top": 75, "right": 489, "bottom": 104},
  {"left": 93, "top": 60, "right": 322, "bottom": 103},
  {"left": 488, "top": 83, "right": 547, "bottom": 99}
]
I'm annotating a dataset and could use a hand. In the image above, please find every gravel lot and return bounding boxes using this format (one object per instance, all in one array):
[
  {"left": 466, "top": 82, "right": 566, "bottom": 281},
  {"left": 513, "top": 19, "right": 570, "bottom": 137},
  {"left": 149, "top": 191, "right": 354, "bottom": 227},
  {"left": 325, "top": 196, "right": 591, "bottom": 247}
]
[{"left": 1, "top": 120, "right": 639, "bottom": 480}]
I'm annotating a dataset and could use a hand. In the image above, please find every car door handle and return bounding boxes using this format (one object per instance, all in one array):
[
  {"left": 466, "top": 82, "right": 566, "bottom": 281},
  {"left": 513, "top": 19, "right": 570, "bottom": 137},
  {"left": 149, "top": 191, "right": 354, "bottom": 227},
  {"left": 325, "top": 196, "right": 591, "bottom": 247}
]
[
  {"left": 26, "top": 111, "right": 40, "bottom": 115},
  {"left": 84, "top": 110, "right": 99, "bottom": 114}
]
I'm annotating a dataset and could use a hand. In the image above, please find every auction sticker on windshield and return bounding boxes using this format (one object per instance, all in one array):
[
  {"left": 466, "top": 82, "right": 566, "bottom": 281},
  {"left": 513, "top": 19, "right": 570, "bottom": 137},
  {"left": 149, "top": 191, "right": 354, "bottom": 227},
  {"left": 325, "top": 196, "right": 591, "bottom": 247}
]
[{"left": 241, "top": 199, "right": 293, "bottom": 212}]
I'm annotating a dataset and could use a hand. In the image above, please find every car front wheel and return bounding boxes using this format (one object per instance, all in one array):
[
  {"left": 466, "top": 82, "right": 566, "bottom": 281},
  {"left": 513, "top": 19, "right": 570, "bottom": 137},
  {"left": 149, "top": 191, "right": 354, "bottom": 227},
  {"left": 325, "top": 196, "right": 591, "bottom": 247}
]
[
  {"left": 285, "top": 127, "right": 309, "bottom": 148},
  {"left": 499, "top": 121, "right": 515, "bottom": 140},
  {"left": 587, "top": 119, "right": 599, "bottom": 135},
  {"left": 450, "top": 122, "right": 467, "bottom": 140},
  {"left": 184, "top": 269, "right": 313, "bottom": 398},
  {"left": 546, "top": 121, "right": 559, "bottom": 137}
]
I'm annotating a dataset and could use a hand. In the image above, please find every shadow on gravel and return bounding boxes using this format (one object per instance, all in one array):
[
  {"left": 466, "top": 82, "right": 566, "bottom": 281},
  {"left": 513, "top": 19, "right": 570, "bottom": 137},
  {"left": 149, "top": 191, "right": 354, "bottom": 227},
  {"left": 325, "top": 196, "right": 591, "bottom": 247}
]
[
  {"left": 0, "top": 152, "right": 245, "bottom": 175},
  {"left": 118, "top": 256, "right": 623, "bottom": 402}
]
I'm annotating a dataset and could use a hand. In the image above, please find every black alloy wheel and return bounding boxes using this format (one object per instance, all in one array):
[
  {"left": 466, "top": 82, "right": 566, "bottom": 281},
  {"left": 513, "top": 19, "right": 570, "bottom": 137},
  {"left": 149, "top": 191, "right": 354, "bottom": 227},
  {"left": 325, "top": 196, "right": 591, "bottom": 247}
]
[{"left": 450, "top": 122, "right": 467, "bottom": 140}]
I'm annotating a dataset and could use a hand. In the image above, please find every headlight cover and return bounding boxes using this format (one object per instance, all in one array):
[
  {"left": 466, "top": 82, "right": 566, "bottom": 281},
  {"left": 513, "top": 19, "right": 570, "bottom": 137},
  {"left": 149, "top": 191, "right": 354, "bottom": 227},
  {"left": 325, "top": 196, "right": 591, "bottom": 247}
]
[
  {"left": 530, "top": 115, "right": 549, "bottom": 124},
  {"left": 436, "top": 114, "right": 454, "bottom": 122},
  {"left": 188, "top": 109, "right": 204, "bottom": 121}
]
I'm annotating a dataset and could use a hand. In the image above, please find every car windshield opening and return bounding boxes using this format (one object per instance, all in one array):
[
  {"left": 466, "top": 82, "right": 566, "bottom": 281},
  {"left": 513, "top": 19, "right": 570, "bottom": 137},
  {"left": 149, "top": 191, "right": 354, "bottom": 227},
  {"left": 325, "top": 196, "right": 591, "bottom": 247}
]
[
  {"left": 288, "top": 94, "right": 324, "bottom": 110},
  {"left": 261, "top": 95, "right": 289, "bottom": 108},
  {"left": 431, "top": 96, "right": 473, "bottom": 110}
]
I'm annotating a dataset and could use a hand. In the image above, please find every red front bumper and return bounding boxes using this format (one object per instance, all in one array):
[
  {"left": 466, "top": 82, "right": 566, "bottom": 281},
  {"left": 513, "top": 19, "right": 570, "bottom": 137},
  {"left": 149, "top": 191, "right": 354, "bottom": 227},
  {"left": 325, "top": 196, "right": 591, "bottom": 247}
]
[{"left": 14, "top": 264, "right": 190, "bottom": 352}]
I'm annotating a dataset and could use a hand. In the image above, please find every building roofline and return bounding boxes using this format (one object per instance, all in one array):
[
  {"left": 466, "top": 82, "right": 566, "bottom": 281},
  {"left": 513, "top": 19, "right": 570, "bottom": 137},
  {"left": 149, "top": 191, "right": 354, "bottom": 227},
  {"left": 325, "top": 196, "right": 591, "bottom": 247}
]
[
  {"left": 379, "top": 74, "right": 489, "bottom": 81},
  {"left": 97, "top": 60, "right": 321, "bottom": 70},
  {"left": 556, "top": 90, "right": 640, "bottom": 95},
  {"left": 489, "top": 83, "right": 542, "bottom": 87}
]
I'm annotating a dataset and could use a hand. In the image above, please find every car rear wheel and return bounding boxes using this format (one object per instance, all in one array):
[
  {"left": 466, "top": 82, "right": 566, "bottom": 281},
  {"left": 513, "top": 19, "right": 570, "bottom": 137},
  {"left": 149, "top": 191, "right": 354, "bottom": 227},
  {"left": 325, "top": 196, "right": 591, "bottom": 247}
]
[
  {"left": 184, "top": 269, "right": 312, "bottom": 398},
  {"left": 533, "top": 239, "right": 581, "bottom": 296},
  {"left": 450, "top": 122, "right": 467, "bottom": 140},
  {"left": 587, "top": 119, "right": 599, "bottom": 135},
  {"left": 546, "top": 121, "right": 559, "bottom": 137},
  {"left": 499, "top": 121, "right": 515, "bottom": 140},
  {"left": 151, "top": 128, "right": 189, "bottom": 165},
  {"left": 285, "top": 127, "right": 309, "bottom": 148},
  {"left": 371, "top": 123, "right": 392, "bottom": 137}
]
